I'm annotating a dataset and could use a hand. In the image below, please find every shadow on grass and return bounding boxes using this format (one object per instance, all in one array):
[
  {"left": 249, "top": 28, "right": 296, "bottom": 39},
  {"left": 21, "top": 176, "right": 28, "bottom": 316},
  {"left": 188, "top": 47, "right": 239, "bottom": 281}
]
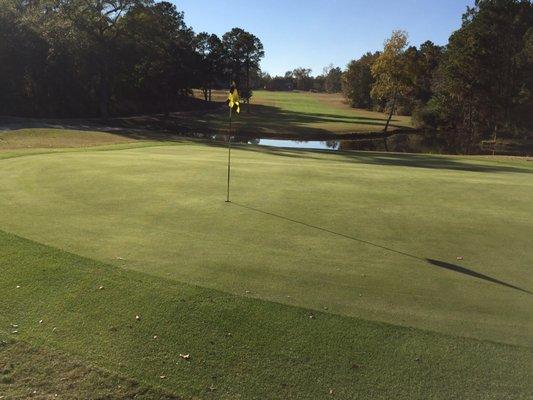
[
  {"left": 425, "top": 259, "right": 531, "bottom": 294},
  {"left": 111, "top": 102, "right": 412, "bottom": 139},
  {"left": 213, "top": 141, "right": 532, "bottom": 174},
  {"left": 231, "top": 202, "right": 531, "bottom": 295}
]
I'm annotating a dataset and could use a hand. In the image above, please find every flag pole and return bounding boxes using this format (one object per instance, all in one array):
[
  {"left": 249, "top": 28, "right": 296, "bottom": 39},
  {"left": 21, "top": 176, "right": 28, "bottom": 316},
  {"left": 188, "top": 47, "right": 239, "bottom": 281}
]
[{"left": 226, "top": 107, "right": 232, "bottom": 203}]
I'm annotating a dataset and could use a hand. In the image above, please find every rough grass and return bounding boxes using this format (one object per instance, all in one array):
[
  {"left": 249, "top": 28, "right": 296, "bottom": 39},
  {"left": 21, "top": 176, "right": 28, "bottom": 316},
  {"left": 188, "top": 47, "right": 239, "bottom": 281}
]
[
  {"left": 0, "top": 230, "right": 531, "bottom": 399},
  {"left": 0, "top": 128, "right": 135, "bottom": 151},
  {"left": 0, "top": 335, "right": 178, "bottom": 399}
]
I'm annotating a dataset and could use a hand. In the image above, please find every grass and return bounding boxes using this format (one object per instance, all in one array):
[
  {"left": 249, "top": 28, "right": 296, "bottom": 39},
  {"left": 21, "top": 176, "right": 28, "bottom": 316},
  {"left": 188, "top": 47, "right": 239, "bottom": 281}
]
[
  {"left": 0, "top": 129, "right": 532, "bottom": 398},
  {"left": 173, "top": 90, "right": 413, "bottom": 137},
  {"left": 0, "top": 230, "right": 531, "bottom": 399},
  {"left": 0, "top": 128, "right": 136, "bottom": 151},
  {"left": 0, "top": 334, "right": 178, "bottom": 399}
]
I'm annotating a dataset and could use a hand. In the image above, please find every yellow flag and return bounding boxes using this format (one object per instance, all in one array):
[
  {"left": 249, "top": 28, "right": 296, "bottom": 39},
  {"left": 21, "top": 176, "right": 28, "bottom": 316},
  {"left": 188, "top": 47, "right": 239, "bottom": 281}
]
[{"left": 228, "top": 83, "right": 240, "bottom": 114}]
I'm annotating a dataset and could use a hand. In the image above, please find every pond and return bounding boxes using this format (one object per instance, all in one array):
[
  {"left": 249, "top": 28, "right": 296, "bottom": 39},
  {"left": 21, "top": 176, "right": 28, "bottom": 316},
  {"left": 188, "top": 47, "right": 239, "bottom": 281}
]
[
  {"left": 192, "top": 132, "right": 531, "bottom": 156},
  {"left": 246, "top": 134, "right": 456, "bottom": 154},
  {"left": 251, "top": 139, "right": 338, "bottom": 151}
]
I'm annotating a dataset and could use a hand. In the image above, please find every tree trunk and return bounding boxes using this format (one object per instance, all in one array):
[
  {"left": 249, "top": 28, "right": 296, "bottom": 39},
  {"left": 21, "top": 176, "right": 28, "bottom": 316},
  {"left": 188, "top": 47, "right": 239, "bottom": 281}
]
[
  {"left": 164, "top": 88, "right": 170, "bottom": 118},
  {"left": 383, "top": 94, "right": 396, "bottom": 133},
  {"left": 382, "top": 92, "right": 397, "bottom": 152},
  {"left": 98, "top": 56, "right": 110, "bottom": 119},
  {"left": 246, "top": 56, "right": 250, "bottom": 113}
]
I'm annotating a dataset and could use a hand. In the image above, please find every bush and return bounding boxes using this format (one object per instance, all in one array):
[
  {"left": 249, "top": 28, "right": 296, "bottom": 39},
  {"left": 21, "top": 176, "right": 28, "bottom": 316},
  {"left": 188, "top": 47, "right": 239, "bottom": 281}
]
[{"left": 412, "top": 101, "right": 441, "bottom": 129}]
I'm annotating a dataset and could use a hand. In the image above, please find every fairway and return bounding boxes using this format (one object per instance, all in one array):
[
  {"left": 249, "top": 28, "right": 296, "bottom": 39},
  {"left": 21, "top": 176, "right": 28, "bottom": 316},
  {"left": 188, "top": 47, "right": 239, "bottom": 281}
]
[
  {"left": 175, "top": 90, "right": 414, "bottom": 137},
  {"left": 1, "top": 132, "right": 532, "bottom": 398}
]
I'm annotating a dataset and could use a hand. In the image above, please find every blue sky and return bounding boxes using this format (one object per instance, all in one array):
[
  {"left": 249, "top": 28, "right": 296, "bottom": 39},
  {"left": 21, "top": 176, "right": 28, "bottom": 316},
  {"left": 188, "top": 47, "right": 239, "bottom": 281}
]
[{"left": 174, "top": 0, "right": 475, "bottom": 76}]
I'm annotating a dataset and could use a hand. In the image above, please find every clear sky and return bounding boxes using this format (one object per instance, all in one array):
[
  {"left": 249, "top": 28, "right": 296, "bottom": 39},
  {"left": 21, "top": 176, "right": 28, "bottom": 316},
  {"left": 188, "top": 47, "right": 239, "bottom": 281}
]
[{"left": 174, "top": 0, "right": 475, "bottom": 77}]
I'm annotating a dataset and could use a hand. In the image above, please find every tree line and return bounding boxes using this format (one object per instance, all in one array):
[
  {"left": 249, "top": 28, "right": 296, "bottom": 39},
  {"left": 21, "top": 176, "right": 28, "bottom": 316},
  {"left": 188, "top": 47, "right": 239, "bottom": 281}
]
[
  {"left": 260, "top": 66, "right": 343, "bottom": 93},
  {"left": 273, "top": 0, "right": 532, "bottom": 147},
  {"left": 0, "top": 0, "right": 264, "bottom": 118}
]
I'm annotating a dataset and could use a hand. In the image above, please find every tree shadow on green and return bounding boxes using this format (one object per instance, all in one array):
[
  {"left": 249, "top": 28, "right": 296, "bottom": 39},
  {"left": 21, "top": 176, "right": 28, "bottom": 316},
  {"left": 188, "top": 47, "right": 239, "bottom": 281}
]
[
  {"left": 224, "top": 143, "right": 532, "bottom": 174},
  {"left": 122, "top": 103, "right": 411, "bottom": 138}
]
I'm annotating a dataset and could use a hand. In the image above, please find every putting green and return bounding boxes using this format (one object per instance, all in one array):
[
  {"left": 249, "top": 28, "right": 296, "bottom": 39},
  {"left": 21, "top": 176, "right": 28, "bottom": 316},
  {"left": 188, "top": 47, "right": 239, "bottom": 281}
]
[{"left": 0, "top": 141, "right": 532, "bottom": 347}]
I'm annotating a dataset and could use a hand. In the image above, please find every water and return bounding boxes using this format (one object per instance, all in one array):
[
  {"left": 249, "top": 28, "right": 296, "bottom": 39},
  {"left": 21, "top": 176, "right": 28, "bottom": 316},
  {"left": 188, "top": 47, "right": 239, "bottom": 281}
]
[
  {"left": 189, "top": 132, "right": 531, "bottom": 156},
  {"left": 253, "top": 139, "right": 338, "bottom": 150}
]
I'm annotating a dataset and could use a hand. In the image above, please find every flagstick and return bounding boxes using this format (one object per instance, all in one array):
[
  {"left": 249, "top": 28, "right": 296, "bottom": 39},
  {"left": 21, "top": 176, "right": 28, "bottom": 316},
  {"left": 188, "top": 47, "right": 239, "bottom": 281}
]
[{"left": 226, "top": 108, "right": 232, "bottom": 203}]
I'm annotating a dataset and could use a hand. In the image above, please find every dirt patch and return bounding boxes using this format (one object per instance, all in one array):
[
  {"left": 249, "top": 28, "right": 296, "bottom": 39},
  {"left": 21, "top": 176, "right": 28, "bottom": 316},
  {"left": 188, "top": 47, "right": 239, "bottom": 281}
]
[{"left": 0, "top": 337, "right": 179, "bottom": 399}]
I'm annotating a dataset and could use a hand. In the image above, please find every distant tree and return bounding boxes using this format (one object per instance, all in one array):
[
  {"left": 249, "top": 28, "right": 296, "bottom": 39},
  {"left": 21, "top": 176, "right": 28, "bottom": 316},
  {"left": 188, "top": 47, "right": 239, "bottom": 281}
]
[
  {"left": 195, "top": 33, "right": 224, "bottom": 101},
  {"left": 313, "top": 74, "right": 326, "bottom": 92},
  {"left": 0, "top": 1, "right": 48, "bottom": 116},
  {"left": 371, "top": 30, "right": 411, "bottom": 133},
  {"left": 253, "top": 71, "right": 271, "bottom": 89},
  {"left": 222, "top": 28, "right": 264, "bottom": 107},
  {"left": 266, "top": 76, "right": 293, "bottom": 91},
  {"left": 119, "top": 2, "right": 197, "bottom": 115},
  {"left": 290, "top": 67, "right": 313, "bottom": 91},
  {"left": 323, "top": 64, "right": 342, "bottom": 93},
  {"left": 59, "top": 0, "right": 151, "bottom": 118},
  {"left": 429, "top": 0, "right": 533, "bottom": 149},
  {"left": 342, "top": 52, "right": 379, "bottom": 108}
]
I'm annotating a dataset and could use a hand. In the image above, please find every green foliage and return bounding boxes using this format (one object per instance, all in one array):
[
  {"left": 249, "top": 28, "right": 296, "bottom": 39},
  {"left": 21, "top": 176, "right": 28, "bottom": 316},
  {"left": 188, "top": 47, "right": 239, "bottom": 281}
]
[
  {"left": 288, "top": 67, "right": 314, "bottom": 91},
  {"left": 222, "top": 27, "right": 265, "bottom": 95},
  {"left": 431, "top": 0, "right": 533, "bottom": 145},
  {"left": 0, "top": 1, "right": 264, "bottom": 117},
  {"left": 194, "top": 32, "right": 225, "bottom": 100},
  {"left": 342, "top": 52, "right": 379, "bottom": 108},
  {"left": 323, "top": 64, "right": 343, "bottom": 93}
]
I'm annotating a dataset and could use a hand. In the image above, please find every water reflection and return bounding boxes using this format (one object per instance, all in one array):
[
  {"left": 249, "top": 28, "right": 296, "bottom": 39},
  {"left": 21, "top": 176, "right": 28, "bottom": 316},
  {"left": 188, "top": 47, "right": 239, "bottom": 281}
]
[
  {"left": 254, "top": 139, "right": 339, "bottom": 150},
  {"left": 187, "top": 132, "right": 530, "bottom": 156},
  {"left": 249, "top": 134, "right": 450, "bottom": 154}
]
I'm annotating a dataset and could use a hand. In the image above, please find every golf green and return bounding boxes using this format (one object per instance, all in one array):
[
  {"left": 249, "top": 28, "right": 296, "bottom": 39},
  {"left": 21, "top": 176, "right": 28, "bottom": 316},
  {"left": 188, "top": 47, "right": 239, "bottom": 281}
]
[{"left": 0, "top": 140, "right": 531, "bottom": 349}]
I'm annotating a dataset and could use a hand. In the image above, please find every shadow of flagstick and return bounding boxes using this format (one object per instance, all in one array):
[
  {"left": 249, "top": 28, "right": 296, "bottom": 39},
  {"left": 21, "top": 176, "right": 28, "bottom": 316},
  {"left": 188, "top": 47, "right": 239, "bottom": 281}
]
[{"left": 231, "top": 202, "right": 531, "bottom": 295}]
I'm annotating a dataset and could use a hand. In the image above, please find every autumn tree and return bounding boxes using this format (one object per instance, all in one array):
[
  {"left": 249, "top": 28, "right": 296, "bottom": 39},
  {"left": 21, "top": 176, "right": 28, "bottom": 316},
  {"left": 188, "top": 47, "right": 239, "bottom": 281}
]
[{"left": 371, "top": 30, "right": 411, "bottom": 133}]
